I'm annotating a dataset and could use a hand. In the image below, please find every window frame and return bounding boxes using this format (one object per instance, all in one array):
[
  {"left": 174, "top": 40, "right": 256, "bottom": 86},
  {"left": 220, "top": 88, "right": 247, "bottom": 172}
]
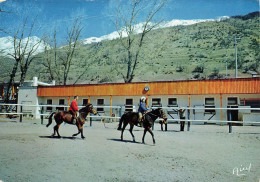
[
  {"left": 151, "top": 98, "right": 162, "bottom": 107},
  {"left": 125, "top": 98, "right": 133, "bottom": 112},
  {"left": 204, "top": 97, "right": 216, "bottom": 114},
  {"left": 97, "top": 98, "right": 104, "bottom": 112},
  {"left": 243, "top": 98, "right": 260, "bottom": 113},
  {"left": 46, "top": 99, "right": 53, "bottom": 111},
  {"left": 168, "top": 98, "right": 178, "bottom": 107},
  {"left": 227, "top": 97, "right": 239, "bottom": 106},
  {"left": 83, "top": 99, "right": 88, "bottom": 106},
  {"left": 57, "top": 99, "right": 65, "bottom": 111}
]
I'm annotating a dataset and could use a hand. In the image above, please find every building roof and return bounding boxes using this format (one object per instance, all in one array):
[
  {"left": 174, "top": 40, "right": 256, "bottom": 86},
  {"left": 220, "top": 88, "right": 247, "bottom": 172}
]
[{"left": 37, "top": 78, "right": 260, "bottom": 97}]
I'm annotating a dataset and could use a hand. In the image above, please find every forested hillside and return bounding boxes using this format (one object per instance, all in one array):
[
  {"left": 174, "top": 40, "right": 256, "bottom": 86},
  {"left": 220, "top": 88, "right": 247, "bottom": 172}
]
[{"left": 1, "top": 12, "right": 259, "bottom": 84}]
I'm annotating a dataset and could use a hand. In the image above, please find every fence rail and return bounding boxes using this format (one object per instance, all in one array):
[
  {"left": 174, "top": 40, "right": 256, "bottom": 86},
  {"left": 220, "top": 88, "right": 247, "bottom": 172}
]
[{"left": 0, "top": 103, "right": 259, "bottom": 133}]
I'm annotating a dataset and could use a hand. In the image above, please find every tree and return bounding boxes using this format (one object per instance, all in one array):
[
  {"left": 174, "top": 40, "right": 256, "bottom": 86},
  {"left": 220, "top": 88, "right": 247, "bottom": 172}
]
[
  {"left": 42, "top": 30, "right": 58, "bottom": 83},
  {"left": 42, "top": 19, "right": 86, "bottom": 85},
  {"left": 4, "top": 17, "right": 43, "bottom": 103},
  {"left": 114, "top": 0, "right": 167, "bottom": 83}
]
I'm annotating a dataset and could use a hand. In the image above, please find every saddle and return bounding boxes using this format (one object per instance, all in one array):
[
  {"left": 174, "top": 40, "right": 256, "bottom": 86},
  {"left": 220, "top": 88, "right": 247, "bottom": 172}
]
[{"left": 137, "top": 113, "right": 146, "bottom": 127}]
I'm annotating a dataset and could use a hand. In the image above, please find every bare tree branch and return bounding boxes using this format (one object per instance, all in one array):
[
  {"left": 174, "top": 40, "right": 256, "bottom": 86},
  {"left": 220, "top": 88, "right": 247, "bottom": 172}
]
[{"left": 114, "top": 0, "right": 167, "bottom": 83}]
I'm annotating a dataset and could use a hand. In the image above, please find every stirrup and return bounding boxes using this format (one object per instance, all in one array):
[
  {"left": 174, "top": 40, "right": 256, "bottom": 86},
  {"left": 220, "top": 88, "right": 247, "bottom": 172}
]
[{"left": 72, "top": 118, "right": 76, "bottom": 125}]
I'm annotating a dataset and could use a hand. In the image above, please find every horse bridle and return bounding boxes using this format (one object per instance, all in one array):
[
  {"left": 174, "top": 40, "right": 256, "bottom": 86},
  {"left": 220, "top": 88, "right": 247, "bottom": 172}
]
[{"left": 148, "top": 109, "right": 167, "bottom": 119}]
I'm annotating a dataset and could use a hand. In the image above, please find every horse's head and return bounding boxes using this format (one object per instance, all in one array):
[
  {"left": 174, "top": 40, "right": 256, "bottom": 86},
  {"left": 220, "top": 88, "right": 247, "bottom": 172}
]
[
  {"left": 156, "top": 108, "right": 168, "bottom": 122},
  {"left": 80, "top": 104, "right": 97, "bottom": 115},
  {"left": 87, "top": 104, "right": 97, "bottom": 115}
]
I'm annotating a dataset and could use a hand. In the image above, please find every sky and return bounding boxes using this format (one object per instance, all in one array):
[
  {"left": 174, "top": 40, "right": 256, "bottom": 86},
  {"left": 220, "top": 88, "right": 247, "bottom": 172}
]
[{"left": 0, "top": 0, "right": 259, "bottom": 45}]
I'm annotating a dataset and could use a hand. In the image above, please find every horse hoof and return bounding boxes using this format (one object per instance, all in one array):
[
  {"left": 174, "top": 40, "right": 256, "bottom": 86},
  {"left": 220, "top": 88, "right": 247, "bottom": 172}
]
[{"left": 81, "top": 136, "right": 85, "bottom": 139}]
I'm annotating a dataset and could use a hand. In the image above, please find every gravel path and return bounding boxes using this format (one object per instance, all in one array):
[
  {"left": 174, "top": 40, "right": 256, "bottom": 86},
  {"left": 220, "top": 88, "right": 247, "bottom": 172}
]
[{"left": 0, "top": 119, "right": 259, "bottom": 182}]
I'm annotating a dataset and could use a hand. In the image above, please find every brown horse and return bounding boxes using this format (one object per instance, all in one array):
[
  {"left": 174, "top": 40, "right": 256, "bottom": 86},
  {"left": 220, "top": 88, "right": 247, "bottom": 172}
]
[
  {"left": 46, "top": 103, "right": 97, "bottom": 139},
  {"left": 117, "top": 108, "right": 167, "bottom": 144}
]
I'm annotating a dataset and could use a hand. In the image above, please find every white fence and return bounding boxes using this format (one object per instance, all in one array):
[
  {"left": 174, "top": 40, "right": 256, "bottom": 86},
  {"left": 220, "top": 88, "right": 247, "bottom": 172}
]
[{"left": 0, "top": 103, "right": 259, "bottom": 133}]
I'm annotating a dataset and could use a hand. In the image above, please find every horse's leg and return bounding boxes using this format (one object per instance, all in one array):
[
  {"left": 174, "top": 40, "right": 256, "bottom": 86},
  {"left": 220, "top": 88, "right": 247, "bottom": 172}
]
[
  {"left": 129, "top": 124, "right": 135, "bottom": 142},
  {"left": 80, "top": 128, "right": 85, "bottom": 139},
  {"left": 142, "top": 128, "right": 148, "bottom": 144},
  {"left": 52, "top": 125, "right": 57, "bottom": 137},
  {"left": 78, "top": 125, "right": 85, "bottom": 139},
  {"left": 148, "top": 127, "right": 155, "bottom": 144},
  {"left": 161, "top": 123, "right": 163, "bottom": 131},
  {"left": 56, "top": 124, "right": 61, "bottom": 138},
  {"left": 73, "top": 126, "right": 84, "bottom": 139},
  {"left": 120, "top": 122, "right": 128, "bottom": 141},
  {"left": 72, "top": 129, "right": 80, "bottom": 137}
]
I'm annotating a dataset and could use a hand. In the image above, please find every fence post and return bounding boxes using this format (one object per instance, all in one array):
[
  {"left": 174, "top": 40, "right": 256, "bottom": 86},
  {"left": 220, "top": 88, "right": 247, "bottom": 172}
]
[
  {"left": 20, "top": 106, "right": 23, "bottom": 122},
  {"left": 119, "top": 106, "right": 122, "bottom": 118},
  {"left": 229, "top": 123, "right": 232, "bottom": 133},
  {"left": 187, "top": 108, "right": 190, "bottom": 131},
  {"left": 228, "top": 109, "right": 232, "bottom": 133},
  {"left": 90, "top": 115, "right": 92, "bottom": 127},
  {"left": 41, "top": 106, "right": 44, "bottom": 125},
  {"left": 187, "top": 121, "right": 190, "bottom": 131}
]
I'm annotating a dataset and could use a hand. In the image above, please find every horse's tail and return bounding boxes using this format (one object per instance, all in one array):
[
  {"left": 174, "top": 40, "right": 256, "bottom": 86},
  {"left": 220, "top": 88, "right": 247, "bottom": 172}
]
[
  {"left": 117, "top": 114, "right": 125, "bottom": 130},
  {"left": 46, "top": 112, "right": 55, "bottom": 127}
]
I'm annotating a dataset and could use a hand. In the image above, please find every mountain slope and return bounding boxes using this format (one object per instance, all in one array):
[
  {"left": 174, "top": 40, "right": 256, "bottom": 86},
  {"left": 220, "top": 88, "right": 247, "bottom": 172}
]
[{"left": 1, "top": 12, "right": 259, "bottom": 84}]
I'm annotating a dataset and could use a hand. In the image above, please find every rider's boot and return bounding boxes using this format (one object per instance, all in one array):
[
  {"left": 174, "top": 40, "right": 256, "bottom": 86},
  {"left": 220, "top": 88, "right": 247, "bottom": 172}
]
[
  {"left": 137, "top": 118, "right": 143, "bottom": 127},
  {"left": 72, "top": 117, "right": 76, "bottom": 125}
]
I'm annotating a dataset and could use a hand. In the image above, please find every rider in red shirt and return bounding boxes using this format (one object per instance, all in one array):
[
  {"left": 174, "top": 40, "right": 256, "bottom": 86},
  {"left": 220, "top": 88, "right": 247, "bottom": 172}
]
[{"left": 69, "top": 95, "right": 79, "bottom": 124}]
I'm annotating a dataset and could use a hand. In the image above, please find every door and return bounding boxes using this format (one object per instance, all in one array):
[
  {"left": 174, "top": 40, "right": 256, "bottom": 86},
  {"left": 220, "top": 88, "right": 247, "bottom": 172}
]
[{"left": 227, "top": 97, "right": 238, "bottom": 121}]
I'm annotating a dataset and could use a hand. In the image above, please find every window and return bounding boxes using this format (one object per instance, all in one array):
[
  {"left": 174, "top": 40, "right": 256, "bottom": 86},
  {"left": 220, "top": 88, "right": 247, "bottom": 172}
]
[
  {"left": 168, "top": 98, "right": 178, "bottom": 114},
  {"left": 228, "top": 97, "right": 238, "bottom": 105},
  {"left": 152, "top": 98, "right": 161, "bottom": 107},
  {"left": 97, "top": 99, "right": 104, "bottom": 112},
  {"left": 168, "top": 98, "right": 177, "bottom": 106},
  {"left": 83, "top": 99, "right": 88, "bottom": 106},
  {"left": 46, "top": 99, "right": 52, "bottom": 111},
  {"left": 244, "top": 99, "right": 260, "bottom": 113},
  {"left": 125, "top": 99, "right": 133, "bottom": 112},
  {"left": 205, "top": 98, "right": 215, "bottom": 114},
  {"left": 57, "top": 99, "right": 65, "bottom": 111}
]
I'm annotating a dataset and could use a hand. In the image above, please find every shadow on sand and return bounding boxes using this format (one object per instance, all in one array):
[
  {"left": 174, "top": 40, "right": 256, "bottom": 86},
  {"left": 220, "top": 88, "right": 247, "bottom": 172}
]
[
  {"left": 107, "top": 138, "right": 155, "bottom": 146},
  {"left": 108, "top": 138, "right": 142, "bottom": 144},
  {"left": 39, "top": 136, "right": 83, "bottom": 140}
]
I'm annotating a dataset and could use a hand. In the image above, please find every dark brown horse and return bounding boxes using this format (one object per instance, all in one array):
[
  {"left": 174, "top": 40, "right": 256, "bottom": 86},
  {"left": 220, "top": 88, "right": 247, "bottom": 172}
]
[
  {"left": 46, "top": 103, "right": 97, "bottom": 139},
  {"left": 117, "top": 108, "right": 167, "bottom": 144}
]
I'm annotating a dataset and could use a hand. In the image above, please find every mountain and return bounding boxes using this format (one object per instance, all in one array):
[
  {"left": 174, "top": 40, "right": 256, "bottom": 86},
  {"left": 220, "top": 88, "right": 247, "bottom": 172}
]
[
  {"left": 0, "top": 36, "right": 47, "bottom": 57},
  {"left": 231, "top": 11, "right": 259, "bottom": 20},
  {"left": 0, "top": 12, "right": 259, "bottom": 84},
  {"left": 79, "top": 17, "right": 229, "bottom": 45},
  {"left": 0, "top": 17, "right": 228, "bottom": 56}
]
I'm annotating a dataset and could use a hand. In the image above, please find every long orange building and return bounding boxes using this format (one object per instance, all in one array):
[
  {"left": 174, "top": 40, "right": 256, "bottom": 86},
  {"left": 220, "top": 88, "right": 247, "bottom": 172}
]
[
  {"left": 17, "top": 77, "right": 260, "bottom": 122},
  {"left": 37, "top": 78, "right": 260, "bottom": 97}
]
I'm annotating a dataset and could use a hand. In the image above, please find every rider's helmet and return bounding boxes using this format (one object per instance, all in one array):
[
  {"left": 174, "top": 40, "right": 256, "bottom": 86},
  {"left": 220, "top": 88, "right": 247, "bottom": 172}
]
[{"left": 140, "top": 96, "right": 146, "bottom": 102}]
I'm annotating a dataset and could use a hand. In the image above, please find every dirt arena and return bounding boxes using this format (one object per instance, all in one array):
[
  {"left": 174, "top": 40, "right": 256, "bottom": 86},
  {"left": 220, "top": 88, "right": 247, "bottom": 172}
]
[{"left": 0, "top": 118, "right": 259, "bottom": 182}]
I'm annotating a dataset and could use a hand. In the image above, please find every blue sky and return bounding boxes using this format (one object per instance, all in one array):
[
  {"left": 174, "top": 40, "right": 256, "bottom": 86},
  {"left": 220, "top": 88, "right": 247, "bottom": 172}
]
[{"left": 0, "top": 0, "right": 259, "bottom": 44}]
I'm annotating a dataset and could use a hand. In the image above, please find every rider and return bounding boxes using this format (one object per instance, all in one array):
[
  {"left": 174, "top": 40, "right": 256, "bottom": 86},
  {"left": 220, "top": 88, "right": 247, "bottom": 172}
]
[
  {"left": 69, "top": 95, "right": 79, "bottom": 124},
  {"left": 138, "top": 96, "right": 148, "bottom": 126}
]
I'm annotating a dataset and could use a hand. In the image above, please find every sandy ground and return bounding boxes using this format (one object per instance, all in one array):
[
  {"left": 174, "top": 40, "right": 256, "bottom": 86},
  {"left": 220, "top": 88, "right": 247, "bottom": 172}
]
[{"left": 0, "top": 118, "right": 259, "bottom": 182}]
